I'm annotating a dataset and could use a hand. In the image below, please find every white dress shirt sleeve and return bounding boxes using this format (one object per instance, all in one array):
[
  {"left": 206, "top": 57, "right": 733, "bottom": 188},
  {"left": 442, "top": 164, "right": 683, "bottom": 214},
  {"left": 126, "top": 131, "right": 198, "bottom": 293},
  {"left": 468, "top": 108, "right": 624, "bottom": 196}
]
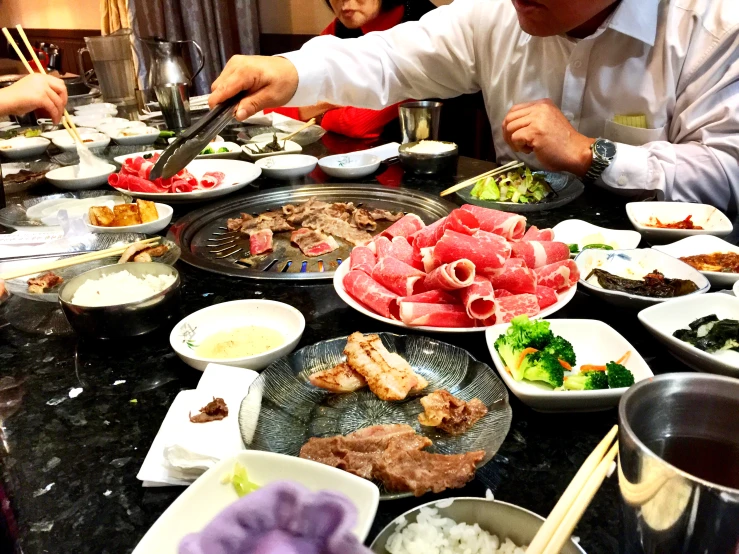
[
  {"left": 602, "top": 24, "right": 739, "bottom": 210},
  {"left": 281, "top": 0, "right": 482, "bottom": 109}
]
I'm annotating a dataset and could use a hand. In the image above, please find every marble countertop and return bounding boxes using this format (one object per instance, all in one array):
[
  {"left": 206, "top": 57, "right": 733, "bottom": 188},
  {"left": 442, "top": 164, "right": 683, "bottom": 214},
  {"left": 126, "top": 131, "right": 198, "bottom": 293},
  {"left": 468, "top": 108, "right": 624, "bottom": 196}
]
[{"left": 0, "top": 130, "right": 716, "bottom": 553}]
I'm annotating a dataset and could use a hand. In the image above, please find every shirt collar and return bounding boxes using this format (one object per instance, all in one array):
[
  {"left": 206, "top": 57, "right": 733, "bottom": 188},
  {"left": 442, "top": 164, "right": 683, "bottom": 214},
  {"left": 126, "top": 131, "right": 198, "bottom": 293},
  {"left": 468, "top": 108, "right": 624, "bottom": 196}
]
[
  {"left": 606, "top": 0, "right": 659, "bottom": 46},
  {"left": 361, "top": 5, "right": 405, "bottom": 34}
]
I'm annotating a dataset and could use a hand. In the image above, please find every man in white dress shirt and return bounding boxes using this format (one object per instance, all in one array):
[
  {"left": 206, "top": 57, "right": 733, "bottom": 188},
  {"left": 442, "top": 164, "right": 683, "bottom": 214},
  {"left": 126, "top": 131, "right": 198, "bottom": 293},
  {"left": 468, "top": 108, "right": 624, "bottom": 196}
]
[{"left": 210, "top": 0, "right": 739, "bottom": 210}]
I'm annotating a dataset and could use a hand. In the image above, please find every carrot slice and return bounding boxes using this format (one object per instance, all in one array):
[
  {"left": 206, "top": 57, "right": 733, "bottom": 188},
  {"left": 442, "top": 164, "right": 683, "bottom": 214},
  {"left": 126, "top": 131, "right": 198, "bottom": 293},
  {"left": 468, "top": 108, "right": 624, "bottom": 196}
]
[
  {"left": 580, "top": 364, "right": 607, "bottom": 372},
  {"left": 516, "top": 347, "right": 538, "bottom": 371},
  {"left": 558, "top": 359, "right": 572, "bottom": 370},
  {"left": 617, "top": 351, "right": 631, "bottom": 365}
]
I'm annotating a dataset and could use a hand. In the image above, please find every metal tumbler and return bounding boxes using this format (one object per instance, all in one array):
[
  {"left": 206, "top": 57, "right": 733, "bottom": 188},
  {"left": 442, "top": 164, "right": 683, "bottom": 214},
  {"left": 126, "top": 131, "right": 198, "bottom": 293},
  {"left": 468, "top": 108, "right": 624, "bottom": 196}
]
[{"left": 399, "top": 100, "right": 442, "bottom": 144}]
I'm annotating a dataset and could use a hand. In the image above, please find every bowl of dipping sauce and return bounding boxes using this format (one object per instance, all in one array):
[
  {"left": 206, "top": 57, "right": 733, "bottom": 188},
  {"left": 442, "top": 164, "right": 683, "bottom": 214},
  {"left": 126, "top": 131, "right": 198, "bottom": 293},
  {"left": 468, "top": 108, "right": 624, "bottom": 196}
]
[
  {"left": 58, "top": 262, "right": 181, "bottom": 339},
  {"left": 398, "top": 140, "right": 459, "bottom": 176},
  {"left": 170, "top": 299, "right": 305, "bottom": 371}
]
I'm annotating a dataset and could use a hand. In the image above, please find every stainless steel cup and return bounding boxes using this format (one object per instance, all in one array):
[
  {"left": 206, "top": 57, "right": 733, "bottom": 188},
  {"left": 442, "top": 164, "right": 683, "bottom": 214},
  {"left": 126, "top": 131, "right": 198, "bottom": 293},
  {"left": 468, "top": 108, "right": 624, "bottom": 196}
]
[
  {"left": 399, "top": 100, "right": 442, "bottom": 144},
  {"left": 618, "top": 373, "right": 739, "bottom": 554}
]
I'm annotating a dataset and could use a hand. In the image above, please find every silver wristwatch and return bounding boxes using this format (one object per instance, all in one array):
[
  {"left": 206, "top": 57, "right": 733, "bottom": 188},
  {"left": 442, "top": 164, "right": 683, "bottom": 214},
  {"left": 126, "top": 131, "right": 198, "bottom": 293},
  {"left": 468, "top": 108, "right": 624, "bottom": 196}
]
[{"left": 583, "top": 138, "right": 616, "bottom": 184}]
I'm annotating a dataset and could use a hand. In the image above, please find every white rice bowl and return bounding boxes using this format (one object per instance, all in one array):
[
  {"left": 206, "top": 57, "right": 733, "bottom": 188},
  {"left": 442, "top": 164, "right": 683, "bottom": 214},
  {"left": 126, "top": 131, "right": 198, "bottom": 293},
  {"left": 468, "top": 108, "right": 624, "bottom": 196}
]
[
  {"left": 71, "top": 270, "right": 176, "bottom": 307},
  {"left": 385, "top": 507, "right": 526, "bottom": 554}
]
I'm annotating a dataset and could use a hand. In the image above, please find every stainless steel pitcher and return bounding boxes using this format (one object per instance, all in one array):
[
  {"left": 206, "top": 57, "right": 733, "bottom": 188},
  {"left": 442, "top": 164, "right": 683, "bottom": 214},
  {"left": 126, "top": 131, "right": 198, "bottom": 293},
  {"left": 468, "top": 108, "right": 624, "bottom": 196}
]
[{"left": 142, "top": 37, "right": 204, "bottom": 129}]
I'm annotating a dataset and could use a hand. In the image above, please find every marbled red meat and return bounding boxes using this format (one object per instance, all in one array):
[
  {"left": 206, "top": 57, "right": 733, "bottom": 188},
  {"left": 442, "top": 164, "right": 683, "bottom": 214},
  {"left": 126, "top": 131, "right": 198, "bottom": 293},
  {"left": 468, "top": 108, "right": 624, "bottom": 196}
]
[
  {"left": 511, "top": 241, "right": 570, "bottom": 269},
  {"left": 200, "top": 171, "right": 225, "bottom": 189},
  {"left": 495, "top": 293, "right": 541, "bottom": 323},
  {"left": 410, "top": 217, "right": 446, "bottom": 248},
  {"left": 110, "top": 153, "right": 226, "bottom": 193},
  {"left": 380, "top": 213, "right": 425, "bottom": 240},
  {"left": 249, "top": 228, "right": 273, "bottom": 255},
  {"left": 459, "top": 275, "right": 496, "bottom": 320},
  {"left": 523, "top": 226, "right": 555, "bottom": 241},
  {"left": 460, "top": 205, "right": 526, "bottom": 240},
  {"left": 535, "top": 285, "right": 559, "bottom": 309},
  {"left": 422, "top": 259, "right": 476, "bottom": 291},
  {"left": 535, "top": 259, "right": 580, "bottom": 292},
  {"left": 343, "top": 270, "right": 399, "bottom": 319},
  {"left": 489, "top": 258, "right": 537, "bottom": 294},
  {"left": 495, "top": 289, "right": 514, "bottom": 298},
  {"left": 398, "top": 303, "right": 475, "bottom": 327},
  {"left": 290, "top": 228, "right": 339, "bottom": 257},
  {"left": 444, "top": 208, "right": 479, "bottom": 235},
  {"left": 388, "top": 237, "right": 415, "bottom": 267},
  {"left": 350, "top": 246, "right": 376, "bottom": 274},
  {"left": 371, "top": 257, "right": 426, "bottom": 297},
  {"left": 433, "top": 229, "right": 511, "bottom": 273}
]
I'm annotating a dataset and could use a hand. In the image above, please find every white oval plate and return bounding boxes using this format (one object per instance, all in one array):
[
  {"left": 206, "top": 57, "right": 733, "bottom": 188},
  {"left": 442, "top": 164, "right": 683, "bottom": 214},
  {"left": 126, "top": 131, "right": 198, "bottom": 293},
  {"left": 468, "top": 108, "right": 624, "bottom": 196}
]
[
  {"left": 575, "top": 248, "right": 710, "bottom": 309},
  {"left": 109, "top": 127, "right": 160, "bottom": 146},
  {"left": 486, "top": 319, "right": 653, "bottom": 412},
  {"left": 333, "top": 260, "right": 577, "bottom": 333},
  {"left": 552, "top": 219, "right": 642, "bottom": 257},
  {"left": 109, "top": 159, "right": 261, "bottom": 203},
  {"left": 0, "top": 136, "right": 50, "bottom": 159},
  {"left": 241, "top": 140, "right": 302, "bottom": 160},
  {"left": 255, "top": 154, "right": 317, "bottom": 180},
  {"left": 319, "top": 153, "right": 381, "bottom": 179},
  {"left": 652, "top": 235, "right": 739, "bottom": 289},
  {"left": 626, "top": 201, "right": 732, "bottom": 243},
  {"left": 25, "top": 195, "right": 125, "bottom": 226},
  {"left": 41, "top": 127, "right": 97, "bottom": 141},
  {"left": 84, "top": 202, "right": 173, "bottom": 234},
  {"left": 46, "top": 163, "right": 117, "bottom": 190},
  {"left": 53, "top": 132, "right": 110, "bottom": 151},
  {"left": 113, "top": 143, "right": 243, "bottom": 165},
  {"left": 638, "top": 293, "right": 739, "bottom": 378}
]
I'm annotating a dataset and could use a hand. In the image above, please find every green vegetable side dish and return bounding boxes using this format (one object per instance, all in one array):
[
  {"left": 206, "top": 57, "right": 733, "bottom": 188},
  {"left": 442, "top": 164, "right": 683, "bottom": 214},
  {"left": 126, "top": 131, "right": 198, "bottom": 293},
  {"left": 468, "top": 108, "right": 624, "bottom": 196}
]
[
  {"left": 159, "top": 130, "right": 176, "bottom": 139},
  {"left": 569, "top": 243, "right": 614, "bottom": 255},
  {"left": 494, "top": 315, "right": 635, "bottom": 391},
  {"left": 222, "top": 462, "right": 260, "bottom": 497},
  {"left": 673, "top": 314, "right": 739, "bottom": 353},
  {"left": 201, "top": 146, "right": 232, "bottom": 155},
  {"left": 470, "top": 167, "right": 553, "bottom": 204},
  {"left": 24, "top": 129, "right": 41, "bottom": 138}
]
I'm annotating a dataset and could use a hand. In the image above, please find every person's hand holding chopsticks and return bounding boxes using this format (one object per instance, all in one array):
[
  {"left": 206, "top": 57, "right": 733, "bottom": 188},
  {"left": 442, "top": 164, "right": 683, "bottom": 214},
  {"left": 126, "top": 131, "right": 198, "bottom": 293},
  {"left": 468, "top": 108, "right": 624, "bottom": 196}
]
[{"left": 0, "top": 73, "right": 68, "bottom": 123}]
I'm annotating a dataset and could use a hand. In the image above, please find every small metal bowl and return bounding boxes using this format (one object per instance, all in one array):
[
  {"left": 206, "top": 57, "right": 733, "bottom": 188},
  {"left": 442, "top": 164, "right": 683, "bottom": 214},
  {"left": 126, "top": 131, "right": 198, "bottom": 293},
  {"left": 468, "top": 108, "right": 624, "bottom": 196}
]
[
  {"left": 370, "top": 497, "right": 585, "bottom": 553},
  {"left": 58, "top": 262, "right": 181, "bottom": 339},
  {"left": 398, "top": 140, "right": 459, "bottom": 176}
]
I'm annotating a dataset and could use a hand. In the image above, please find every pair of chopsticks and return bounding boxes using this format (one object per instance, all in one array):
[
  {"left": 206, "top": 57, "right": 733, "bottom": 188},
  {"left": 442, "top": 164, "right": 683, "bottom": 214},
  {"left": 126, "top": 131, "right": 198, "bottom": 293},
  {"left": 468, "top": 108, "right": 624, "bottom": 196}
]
[
  {"left": 281, "top": 117, "right": 315, "bottom": 145},
  {"left": 439, "top": 160, "right": 525, "bottom": 197},
  {"left": 526, "top": 425, "right": 619, "bottom": 554},
  {"left": 0, "top": 238, "right": 160, "bottom": 281},
  {"left": 1, "top": 25, "right": 83, "bottom": 144}
]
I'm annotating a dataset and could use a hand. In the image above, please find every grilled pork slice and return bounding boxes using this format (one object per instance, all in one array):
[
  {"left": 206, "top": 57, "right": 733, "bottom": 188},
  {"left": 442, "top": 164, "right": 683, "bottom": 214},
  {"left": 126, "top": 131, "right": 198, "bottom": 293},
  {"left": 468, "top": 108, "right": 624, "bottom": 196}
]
[
  {"left": 302, "top": 214, "right": 372, "bottom": 246},
  {"left": 309, "top": 362, "right": 367, "bottom": 393},
  {"left": 283, "top": 197, "right": 331, "bottom": 225},
  {"left": 418, "top": 389, "right": 488, "bottom": 435},
  {"left": 352, "top": 208, "right": 377, "bottom": 231},
  {"left": 290, "top": 228, "right": 340, "bottom": 258},
  {"left": 118, "top": 240, "right": 152, "bottom": 263},
  {"left": 27, "top": 272, "right": 63, "bottom": 294},
  {"left": 369, "top": 208, "right": 404, "bottom": 222},
  {"left": 132, "top": 244, "right": 170, "bottom": 263}
]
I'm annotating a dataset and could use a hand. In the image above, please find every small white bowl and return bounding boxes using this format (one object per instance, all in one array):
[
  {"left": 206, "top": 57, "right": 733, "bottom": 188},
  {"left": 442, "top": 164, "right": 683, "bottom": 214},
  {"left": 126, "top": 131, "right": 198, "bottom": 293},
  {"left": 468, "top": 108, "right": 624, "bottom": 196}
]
[
  {"left": 97, "top": 119, "right": 147, "bottom": 135},
  {"left": 241, "top": 140, "right": 302, "bottom": 160},
  {"left": 110, "top": 126, "right": 160, "bottom": 146},
  {"left": 71, "top": 114, "right": 112, "bottom": 128},
  {"left": 84, "top": 202, "right": 173, "bottom": 234},
  {"left": 638, "top": 293, "right": 739, "bottom": 378},
  {"left": 0, "top": 136, "right": 50, "bottom": 159},
  {"left": 552, "top": 219, "right": 642, "bottom": 257},
  {"left": 249, "top": 127, "right": 326, "bottom": 146},
  {"left": 53, "top": 132, "right": 110, "bottom": 152},
  {"left": 486, "top": 319, "right": 653, "bottom": 412},
  {"left": 319, "top": 153, "right": 381, "bottom": 179},
  {"left": 170, "top": 299, "right": 305, "bottom": 371},
  {"left": 255, "top": 154, "right": 317, "bottom": 180},
  {"left": 41, "top": 127, "right": 97, "bottom": 141},
  {"left": 575, "top": 248, "right": 710, "bottom": 309},
  {"left": 626, "top": 201, "right": 732, "bottom": 243},
  {"left": 74, "top": 102, "right": 117, "bottom": 115},
  {"left": 45, "top": 163, "right": 117, "bottom": 190},
  {"left": 652, "top": 235, "right": 739, "bottom": 289},
  {"left": 132, "top": 451, "right": 380, "bottom": 554}
]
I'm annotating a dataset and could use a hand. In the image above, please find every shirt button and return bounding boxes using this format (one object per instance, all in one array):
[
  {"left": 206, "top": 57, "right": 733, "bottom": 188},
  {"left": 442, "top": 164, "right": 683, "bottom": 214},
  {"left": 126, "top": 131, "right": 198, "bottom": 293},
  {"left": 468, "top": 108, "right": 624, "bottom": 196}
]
[
  {"left": 573, "top": 60, "right": 583, "bottom": 69},
  {"left": 618, "top": 176, "right": 628, "bottom": 186}
]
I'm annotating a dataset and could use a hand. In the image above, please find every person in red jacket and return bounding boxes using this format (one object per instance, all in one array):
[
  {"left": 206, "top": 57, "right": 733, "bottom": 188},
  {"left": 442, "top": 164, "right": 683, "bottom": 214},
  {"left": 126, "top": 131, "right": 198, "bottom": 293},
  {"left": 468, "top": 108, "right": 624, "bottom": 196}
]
[{"left": 267, "top": 0, "right": 436, "bottom": 140}]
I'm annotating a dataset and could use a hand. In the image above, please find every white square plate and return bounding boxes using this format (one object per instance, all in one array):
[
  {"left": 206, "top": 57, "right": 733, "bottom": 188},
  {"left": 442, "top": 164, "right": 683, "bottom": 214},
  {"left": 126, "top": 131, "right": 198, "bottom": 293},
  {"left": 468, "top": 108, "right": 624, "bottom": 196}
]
[
  {"left": 486, "top": 319, "right": 653, "bottom": 412},
  {"left": 626, "top": 201, "right": 732, "bottom": 243},
  {"left": 652, "top": 235, "right": 739, "bottom": 289},
  {"left": 132, "top": 450, "right": 380, "bottom": 554},
  {"left": 638, "top": 292, "right": 739, "bottom": 378}
]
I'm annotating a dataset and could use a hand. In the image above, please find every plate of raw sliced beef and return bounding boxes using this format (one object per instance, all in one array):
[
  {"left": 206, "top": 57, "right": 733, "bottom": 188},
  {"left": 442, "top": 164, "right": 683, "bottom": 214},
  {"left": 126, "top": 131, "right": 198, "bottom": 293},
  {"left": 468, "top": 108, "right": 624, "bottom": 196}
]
[{"left": 333, "top": 205, "right": 579, "bottom": 332}]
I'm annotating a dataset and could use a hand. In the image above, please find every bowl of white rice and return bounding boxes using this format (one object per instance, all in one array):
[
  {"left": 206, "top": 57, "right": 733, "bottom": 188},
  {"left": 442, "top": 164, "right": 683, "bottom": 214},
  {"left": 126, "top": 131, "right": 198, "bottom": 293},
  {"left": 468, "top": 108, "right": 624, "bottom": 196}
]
[
  {"left": 58, "top": 262, "right": 180, "bottom": 339},
  {"left": 399, "top": 140, "right": 459, "bottom": 176},
  {"left": 370, "top": 498, "right": 585, "bottom": 554}
]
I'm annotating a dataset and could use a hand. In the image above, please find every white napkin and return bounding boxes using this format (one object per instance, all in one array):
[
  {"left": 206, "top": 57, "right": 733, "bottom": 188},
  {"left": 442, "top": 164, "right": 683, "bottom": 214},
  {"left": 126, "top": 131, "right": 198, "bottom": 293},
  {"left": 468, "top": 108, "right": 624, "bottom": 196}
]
[{"left": 137, "top": 363, "right": 259, "bottom": 487}]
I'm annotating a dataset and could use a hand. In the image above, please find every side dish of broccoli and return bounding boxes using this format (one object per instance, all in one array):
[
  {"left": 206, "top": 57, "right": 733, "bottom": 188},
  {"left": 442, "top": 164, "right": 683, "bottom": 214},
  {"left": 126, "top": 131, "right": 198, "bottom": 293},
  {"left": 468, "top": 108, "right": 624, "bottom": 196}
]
[
  {"left": 563, "top": 371, "right": 609, "bottom": 391},
  {"left": 543, "top": 335, "right": 576, "bottom": 366},
  {"left": 519, "top": 350, "right": 564, "bottom": 388},
  {"left": 606, "top": 362, "right": 635, "bottom": 389},
  {"left": 494, "top": 315, "right": 554, "bottom": 380}
]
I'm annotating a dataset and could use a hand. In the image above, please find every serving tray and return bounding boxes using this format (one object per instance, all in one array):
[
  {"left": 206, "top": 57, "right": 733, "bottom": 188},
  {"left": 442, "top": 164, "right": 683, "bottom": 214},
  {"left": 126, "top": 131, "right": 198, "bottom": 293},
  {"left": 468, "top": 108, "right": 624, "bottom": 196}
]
[{"left": 167, "top": 184, "right": 457, "bottom": 280}]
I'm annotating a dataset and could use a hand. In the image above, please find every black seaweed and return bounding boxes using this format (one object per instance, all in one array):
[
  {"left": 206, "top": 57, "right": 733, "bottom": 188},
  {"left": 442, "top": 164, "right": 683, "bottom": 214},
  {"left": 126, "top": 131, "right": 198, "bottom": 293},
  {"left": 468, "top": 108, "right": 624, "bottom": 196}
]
[
  {"left": 586, "top": 269, "right": 699, "bottom": 298},
  {"left": 688, "top": 314, "right": 718, "bottom": 331},
  {"left": 673, "top": 316, "right": 739, "bottom": 353}
]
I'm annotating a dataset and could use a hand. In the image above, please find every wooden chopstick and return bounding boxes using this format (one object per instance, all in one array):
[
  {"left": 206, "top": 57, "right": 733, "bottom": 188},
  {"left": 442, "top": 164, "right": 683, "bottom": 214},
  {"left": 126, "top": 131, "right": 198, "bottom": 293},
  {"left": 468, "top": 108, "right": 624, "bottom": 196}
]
[
  {"left": 0, "top": 238, "right": 160, "bottom": 281},
  {"left": 526, "top": 426, "right": 619, "bottom": 554},
  {"left": 439, "top": 160, "right": 524, "bottom": 197},
  {"left": 281, "top": 117, "right": 316, "bottom": 144}
]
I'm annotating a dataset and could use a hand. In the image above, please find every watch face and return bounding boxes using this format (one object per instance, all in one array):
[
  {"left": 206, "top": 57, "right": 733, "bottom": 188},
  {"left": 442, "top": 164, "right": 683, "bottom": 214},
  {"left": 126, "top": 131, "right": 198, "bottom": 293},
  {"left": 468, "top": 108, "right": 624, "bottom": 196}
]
[{"left": 594, "top": 139, "right": 617, "bottom": 159}]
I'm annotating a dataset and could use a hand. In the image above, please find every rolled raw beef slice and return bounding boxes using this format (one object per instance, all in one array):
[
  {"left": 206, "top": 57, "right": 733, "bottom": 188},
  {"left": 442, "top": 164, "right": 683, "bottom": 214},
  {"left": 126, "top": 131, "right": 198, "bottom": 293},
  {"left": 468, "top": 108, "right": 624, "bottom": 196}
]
[
  {"left": 343, "top": 270, "right": 399, "bottom": 319},
  {"left": 494, "top": 289, "right": 514, "bottom": 298},
  {"left": 399, "top": 303, "right": 476, "bottom": 328},
  {"left": 420, "top": 246, "right": 441, "bottom": 273},
  {"left": 443, "top": 209, "right": 480, "bottom": 236},
  {"left": 372, "top": 236, "right": 393, "bottom": 259},
  {"left": 511, "top": 241, "right": 570, "bottom": 269},
  {"left": 380, "top": 214, "right": 425, "bottom": 240},
  {"left": 460, "top": 204, "right": 526, "bottom": 240},
  {"left": 433, "top": 229, "right": 511, "bottom": 273},
  {"left": 495, "top": 293, "right": 541, "bottom": 323},
  {"left": 372, "top": 257, "right": 426, "bottom": 297},
  {"left": 460, "top": 275, "right": 496, "bottom": 320},
  {"left": 422, "top": 259, "right": 476, "bottom": 291},
  {"left": 389, "top": 236, "right": 415, "bottom": 267},
  {"left": 535, "top": 285, "right": 559, "bottom": 309},
  {"left": 489, "top": 258, "right": 537, "bottom": 294},
  {"left": 523, "top": 226, "right": 555, "bottom": 241},
  {"left": 410, "top": 217, "right": 446, "bottom": 248},
  {"left": 535, "top": 259, "right": 580, "bottom": 292},
  {"left": 388, "top": 289, "right": 457, "bottom": 320},
  {"left": 349, "top": 246, "right": 377, "bottom": 274}
]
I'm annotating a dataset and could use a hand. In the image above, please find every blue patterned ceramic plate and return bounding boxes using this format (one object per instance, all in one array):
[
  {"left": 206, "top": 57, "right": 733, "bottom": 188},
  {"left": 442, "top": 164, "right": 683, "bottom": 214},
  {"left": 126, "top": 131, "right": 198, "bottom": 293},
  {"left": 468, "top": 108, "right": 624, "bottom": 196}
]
[{"left": 238, "top": 332, "right": 512, "bottom": 500}]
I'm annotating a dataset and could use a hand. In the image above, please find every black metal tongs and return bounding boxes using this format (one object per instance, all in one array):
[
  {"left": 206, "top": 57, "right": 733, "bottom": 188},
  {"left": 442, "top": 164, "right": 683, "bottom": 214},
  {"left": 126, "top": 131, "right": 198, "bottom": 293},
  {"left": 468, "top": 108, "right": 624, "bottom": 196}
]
[{"left": 148, "top": 91, "right": 247, "bottom": 181}]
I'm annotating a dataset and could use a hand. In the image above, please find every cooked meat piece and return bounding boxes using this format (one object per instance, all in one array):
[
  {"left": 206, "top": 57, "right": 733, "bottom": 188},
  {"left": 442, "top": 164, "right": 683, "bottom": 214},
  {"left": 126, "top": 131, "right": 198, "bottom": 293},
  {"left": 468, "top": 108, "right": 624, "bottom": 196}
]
[
  {"left": 189, "top": 397, "right": 229, "bottom": 423},
  {"left": 302, "top": 214, "right": 372, "bottom": 246},
  {"left": 227, "top": 217, "right": 243, "bottom": 231},
  {"left": 352, "top": 208, "right": 377, "bottom": 231},
  {"left": 309, "top": 362, "right": 367, "bottom": 393},
  {"left": 118, "top": 241, "right": 154, "bottom": 263},
  {"left": 249, "top": 228, "right": 273, "bottom": 256},
  {"left": 418, "top": 390, "right": 488, "bottom": 435},
  {"left": 369, "top": 209, "right": 404, "bottom": 222},
  {"left": 380, "top": 350, "right": 427, "bottom": 393},
  {"left": 290, "top": 228, "right": 340, "bottom": 257},
  {"left": 27, "top": 272, "right": 63, "bottom": 294},
  {"left": 324, "top": 202, "right": 356, "bottom": 222},
  {"left": 343, "top": 332, "right": 419, "bottom": 401},
  {"left": 374, "top": 440, "right": 485, "bottom": 496},
  {"left": 239, "top": 211, "right": 293, "bottom": 234},
  {"left": 132, "top": 244, "right": 170, "bottom": 263},
  {"left": 284, "top": 197, "right": 330, "bottom": 225},
  {"left": 133, "top": 251, "right": 152, "bottom": 263}
]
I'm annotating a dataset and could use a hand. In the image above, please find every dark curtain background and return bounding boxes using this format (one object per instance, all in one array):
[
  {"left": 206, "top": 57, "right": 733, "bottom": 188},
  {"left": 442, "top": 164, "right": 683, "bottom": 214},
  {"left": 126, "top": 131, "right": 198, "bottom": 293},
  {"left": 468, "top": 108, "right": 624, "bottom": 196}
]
[{"left": 129, "top": 0, "right": 259, "bottom": 96}]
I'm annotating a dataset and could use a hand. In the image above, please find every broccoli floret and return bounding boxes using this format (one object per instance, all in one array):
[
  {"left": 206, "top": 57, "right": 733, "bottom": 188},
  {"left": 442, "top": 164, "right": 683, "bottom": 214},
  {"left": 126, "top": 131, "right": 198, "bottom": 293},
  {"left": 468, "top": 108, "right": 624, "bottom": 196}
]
[
  {"left": 521, "top": 351, "right": 564, "bottom": 388},
  {"left": 564, "top": 371, "right": 608, "bottom": 391},
  {"left": 543, "top": 336, "right": 576, "bottom": 366},
  {"left": 606, "top": 362, "right": 635, "bottom": 388},
  {"left": 494, "top": 316, "right": 555, "bottom": 381}
]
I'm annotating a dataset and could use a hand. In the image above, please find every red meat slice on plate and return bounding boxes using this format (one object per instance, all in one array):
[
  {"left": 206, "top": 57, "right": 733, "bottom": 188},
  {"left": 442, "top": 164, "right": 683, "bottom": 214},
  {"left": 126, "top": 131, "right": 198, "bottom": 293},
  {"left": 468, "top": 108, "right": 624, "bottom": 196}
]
[
  {"left": 349, "top": 246, "right": 376, "bottom": 274},
  {"left": 398, "top": 303, "right": 475, "bottom": 328},
  {"left": 535, "top": 285, "right": 559, "bottom": 309},
  {"left": 489, "top": 258, "right": 537, "bottom": 294},
  {"left": 535, "top": 259, "right": 580, "bottom": 292},
  {"left": 511, "top": 241, "right": 570, "bottom": 269},
  {"left": 495, "top": 293, "right": 541, "bottom": 323},
  {"left": 343, "top": 269, "right": 399, "bottom": 319},
  {"left": 459, "top": 275, "right": 496, "bottom": 320},
  {"left": 200, "top": 171, "right": 226, "bottom": 189}
]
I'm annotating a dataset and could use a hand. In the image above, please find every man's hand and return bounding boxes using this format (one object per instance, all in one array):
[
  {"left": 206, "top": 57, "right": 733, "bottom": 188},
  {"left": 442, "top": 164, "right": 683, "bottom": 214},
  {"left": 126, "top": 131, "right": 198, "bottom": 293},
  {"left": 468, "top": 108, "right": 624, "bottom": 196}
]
[
  {"left": 502, "top": 99, "right": 595, "bottom": 177},
  {"left": 209, "top": 56, "right": 300, "bottom": 121},
  {"left": 0, "top": 74, "right": 67, "bottom": 124}
]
